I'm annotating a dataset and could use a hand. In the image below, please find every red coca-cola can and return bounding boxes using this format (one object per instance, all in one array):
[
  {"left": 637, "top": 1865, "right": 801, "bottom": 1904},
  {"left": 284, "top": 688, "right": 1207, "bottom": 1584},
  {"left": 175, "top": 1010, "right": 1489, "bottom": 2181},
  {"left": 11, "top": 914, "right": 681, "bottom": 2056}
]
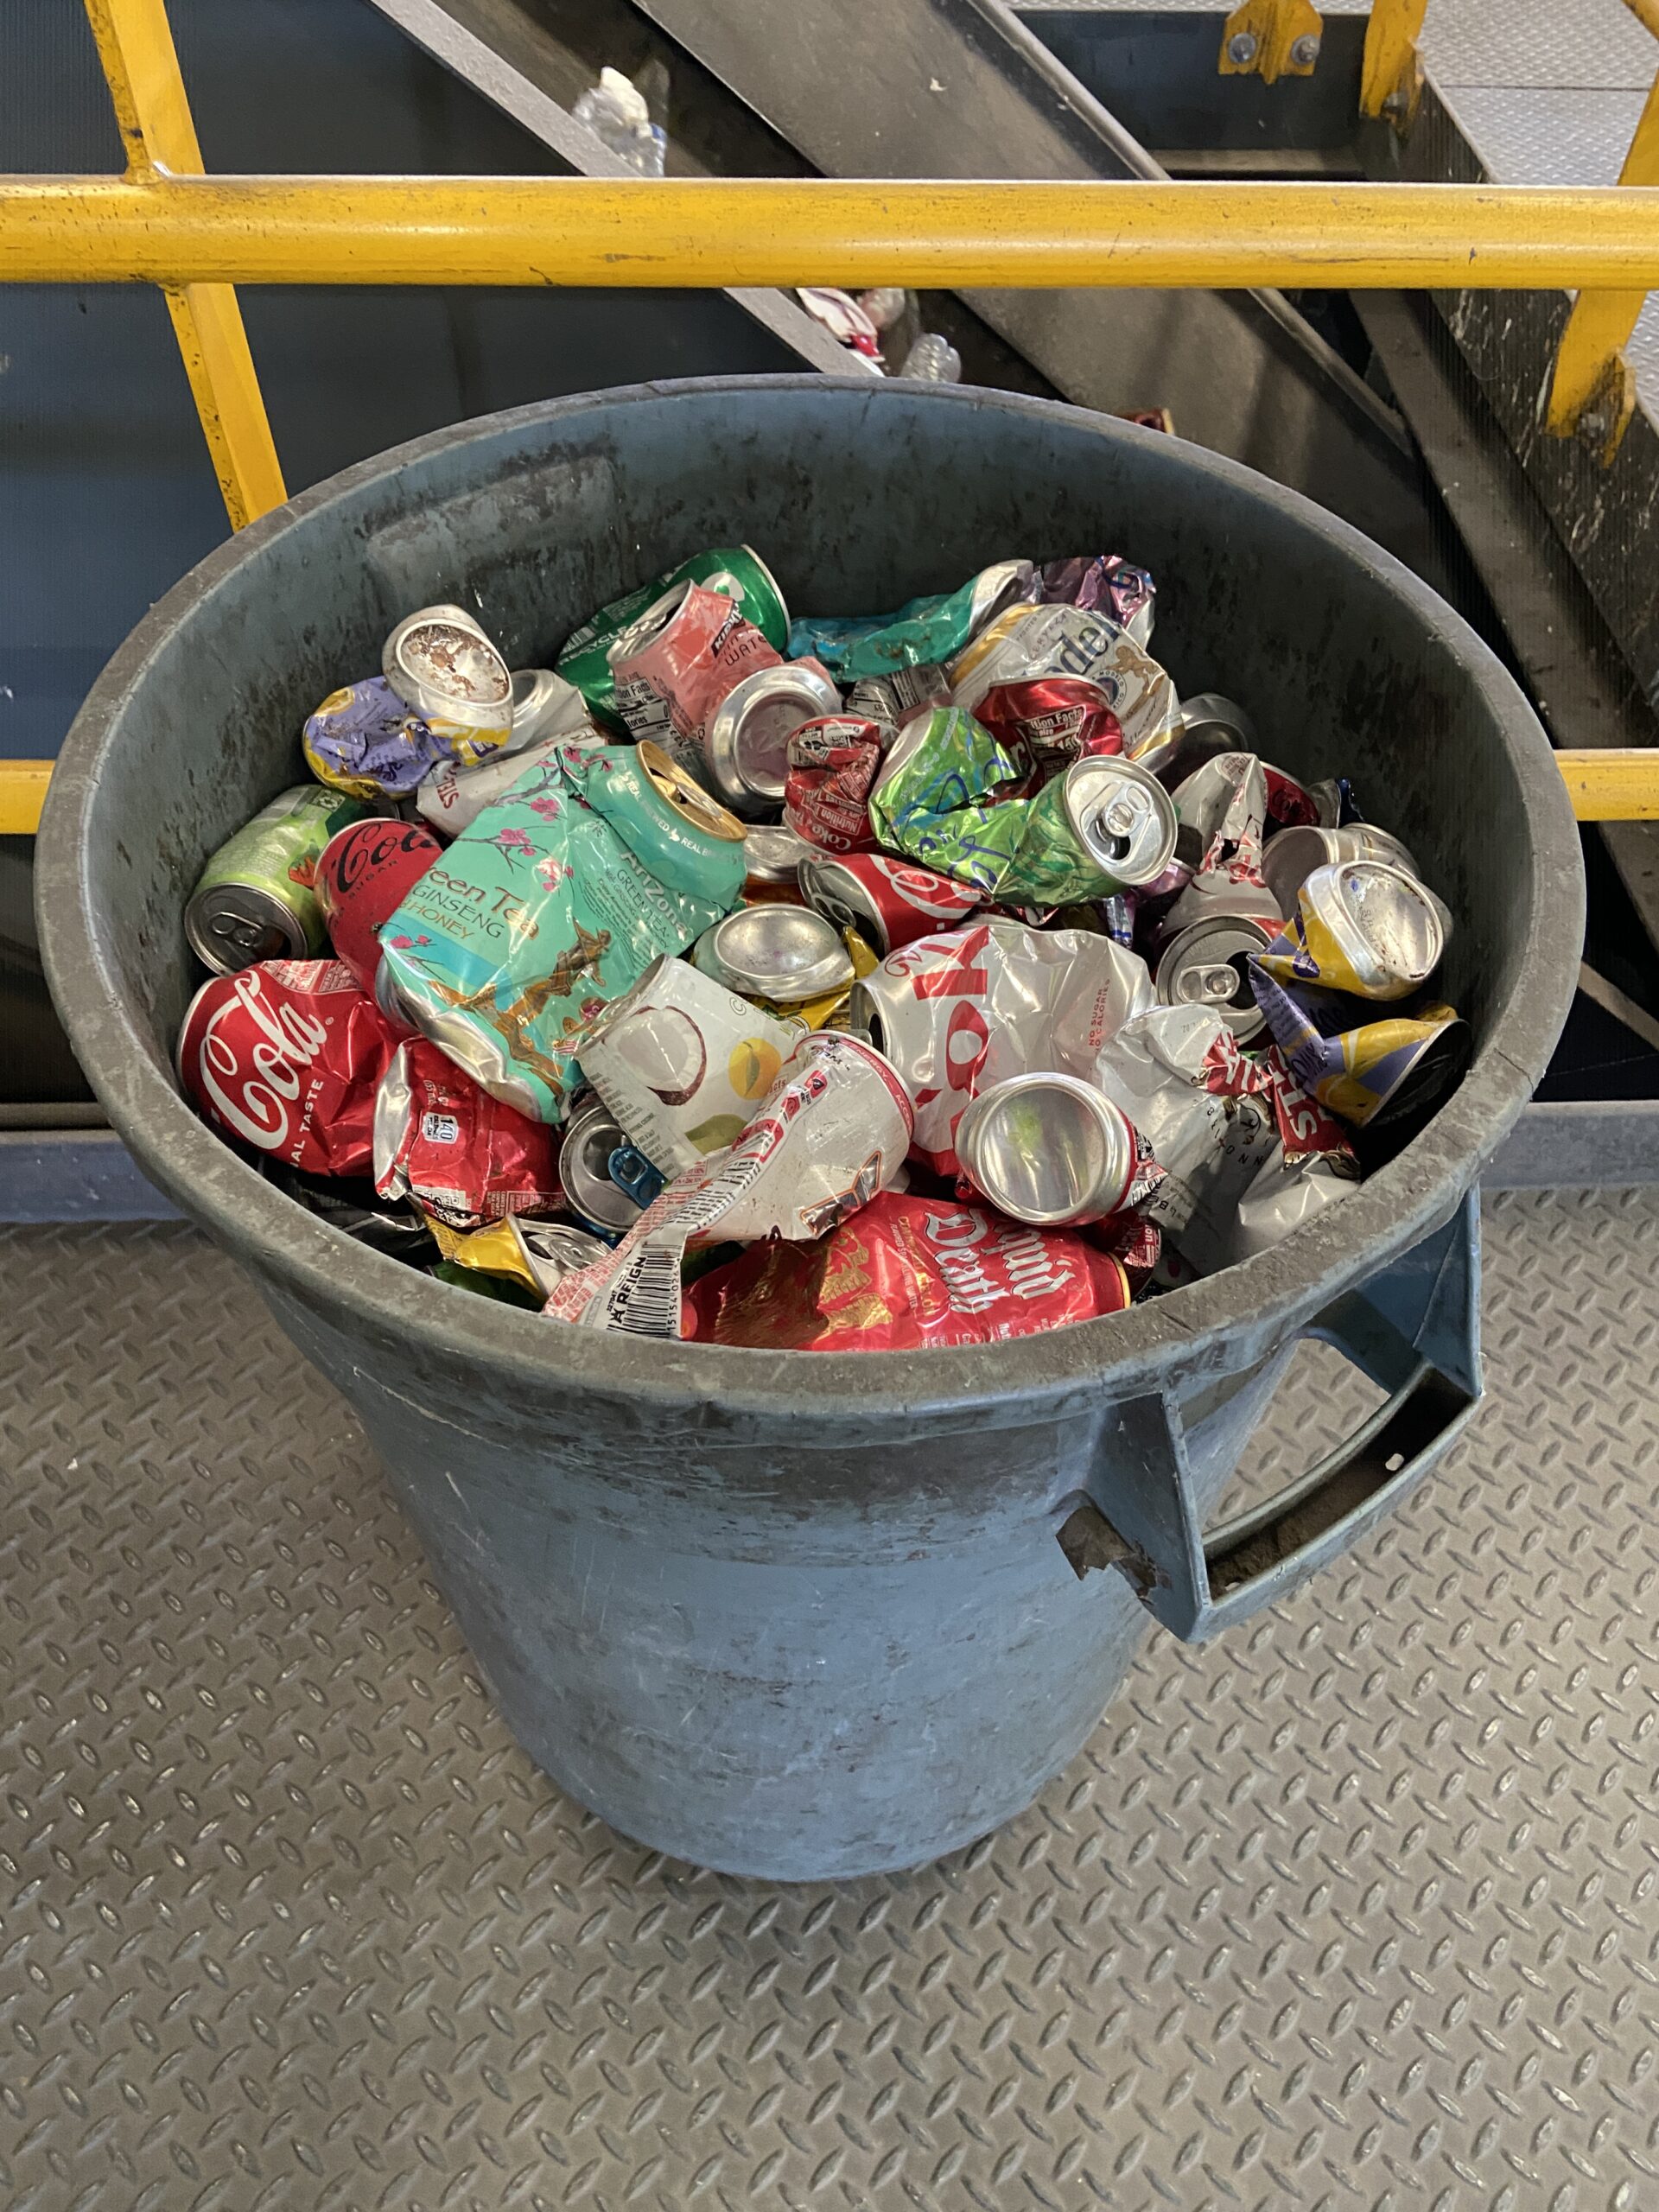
[
  {"left": 315, "top": 817, "right": 442, "bottom": 1001},
  {"left": 176, "top": 957, "right": 400, "bottom": 1178},
  {"left": 797, "top": 850, "right": 982, "bottom": 955},
  {"left": 976, "top": 677, "right": 1122, "bottom": 786},
  {"left": 372, "top": 1036, "right": 563, "bottom": 1228},
  {"left": 782, "top": 715, "right": 889, "bottom": 854},
  {"left": 607, "top": 581, "right": 780, "bottom": 787}
]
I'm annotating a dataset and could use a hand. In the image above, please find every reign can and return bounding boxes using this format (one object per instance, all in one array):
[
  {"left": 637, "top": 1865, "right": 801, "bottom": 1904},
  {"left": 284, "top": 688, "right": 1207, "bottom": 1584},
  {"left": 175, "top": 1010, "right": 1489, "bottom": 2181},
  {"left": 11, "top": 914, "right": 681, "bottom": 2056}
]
[{"left": 185, "top": 785, "right": 379, "bottom": 975}]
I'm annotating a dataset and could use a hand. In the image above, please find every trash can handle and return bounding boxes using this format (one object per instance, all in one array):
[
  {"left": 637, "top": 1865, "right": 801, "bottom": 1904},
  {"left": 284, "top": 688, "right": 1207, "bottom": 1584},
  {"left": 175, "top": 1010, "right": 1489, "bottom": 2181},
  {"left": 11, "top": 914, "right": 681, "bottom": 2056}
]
[{"left": 1074, "top": 1192, "right": 1481, "bottom": 1643}]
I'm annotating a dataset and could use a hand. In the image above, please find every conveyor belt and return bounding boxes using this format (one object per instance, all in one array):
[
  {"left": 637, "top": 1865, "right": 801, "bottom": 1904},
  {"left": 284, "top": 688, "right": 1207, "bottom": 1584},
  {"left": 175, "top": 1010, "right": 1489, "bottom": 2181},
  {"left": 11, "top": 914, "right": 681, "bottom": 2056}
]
[{"left": 4, "top": 1189, "right": 1656, "bottom": 2208}]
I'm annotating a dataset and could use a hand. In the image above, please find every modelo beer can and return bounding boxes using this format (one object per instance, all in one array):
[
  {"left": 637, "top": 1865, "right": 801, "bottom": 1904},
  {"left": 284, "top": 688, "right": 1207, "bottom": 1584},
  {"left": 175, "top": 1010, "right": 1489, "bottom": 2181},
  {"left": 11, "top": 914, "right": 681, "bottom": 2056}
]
[
  {"left": 576, "top": 953, "right": 801, "bottom": 1174},
  {"left": 607, "top": 581, "right": 782, "bottom": 785},
  {"left": 955, "top": 1071, "right": 1139, "bottom": 1228},
  {"left": 797, "top": 849, "right": 981, "bottom": 954},
  {"left": 1262, "top": 820, "right": 1422, "bottom": 918},
  {"left": 315, "top": 817, "right": 442, "bottom": 1002},
  {"left": 1256, "top": 859, "right": 1446, "bottom": 1001},
  {"left": 185, "top": 785, "right": 379, "bottom": 975},
  {"left": 176, "top": 957, "right": 400, "bottom": 1177}
]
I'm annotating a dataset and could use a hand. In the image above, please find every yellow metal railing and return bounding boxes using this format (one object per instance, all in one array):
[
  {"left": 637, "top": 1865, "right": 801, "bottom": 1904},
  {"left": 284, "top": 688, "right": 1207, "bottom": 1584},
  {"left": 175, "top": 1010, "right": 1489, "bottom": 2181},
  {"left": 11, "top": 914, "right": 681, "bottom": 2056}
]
[{"left": 2, "top": 0, "right": 1658, "bottom": 838}]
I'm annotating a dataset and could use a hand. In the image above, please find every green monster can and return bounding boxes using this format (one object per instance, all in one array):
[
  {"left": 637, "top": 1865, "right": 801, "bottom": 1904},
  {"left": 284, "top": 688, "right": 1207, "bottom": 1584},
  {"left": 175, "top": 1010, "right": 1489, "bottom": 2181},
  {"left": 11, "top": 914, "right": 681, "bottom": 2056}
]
[
  {"left": 556, "top": 547, "right": 790, "bottom": 723},
  {"left": 185, "top": 785, "right": 379, "bottom": 974}
]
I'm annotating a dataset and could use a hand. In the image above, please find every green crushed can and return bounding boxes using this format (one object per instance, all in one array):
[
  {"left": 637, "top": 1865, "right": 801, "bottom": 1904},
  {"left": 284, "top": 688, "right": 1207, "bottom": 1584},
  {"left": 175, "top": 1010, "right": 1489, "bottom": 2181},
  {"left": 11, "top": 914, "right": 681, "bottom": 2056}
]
[
  {"left": 556, "top": 546, "right": 790, "bottom": 722},
  {"left": 870, "top": 710, "right": 1182, "bottom": 905},
  {"left": 184, "top": 784, "right": 378, "bottom": 974}
]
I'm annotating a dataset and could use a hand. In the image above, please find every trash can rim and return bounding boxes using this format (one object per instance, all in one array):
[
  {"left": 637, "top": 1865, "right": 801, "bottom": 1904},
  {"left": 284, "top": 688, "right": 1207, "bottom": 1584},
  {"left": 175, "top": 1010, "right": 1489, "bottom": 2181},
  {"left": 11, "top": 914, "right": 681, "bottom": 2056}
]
[{"left": 35, "top": 375, "right": 1582, "bottom": 1427}]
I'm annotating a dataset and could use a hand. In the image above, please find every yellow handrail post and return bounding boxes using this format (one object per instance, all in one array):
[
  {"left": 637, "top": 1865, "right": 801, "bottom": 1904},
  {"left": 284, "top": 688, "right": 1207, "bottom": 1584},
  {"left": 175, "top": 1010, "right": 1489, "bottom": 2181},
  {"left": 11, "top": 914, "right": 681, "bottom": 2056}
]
[
  {"left": 82, "top": 0, "right": 286, "bottom": 529},
  {"left": 1545, "top": 62, "right": 1659, "bottom": 465},
  {"left": 1360, "top": 0, "right": 1428, "bottom": 127}
]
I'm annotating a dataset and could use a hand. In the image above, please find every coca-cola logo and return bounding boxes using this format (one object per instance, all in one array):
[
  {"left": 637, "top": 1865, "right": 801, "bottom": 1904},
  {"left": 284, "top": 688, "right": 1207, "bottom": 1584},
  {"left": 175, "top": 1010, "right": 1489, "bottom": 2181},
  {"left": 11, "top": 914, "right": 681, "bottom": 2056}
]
[
  {"left": 194, "top": 969, "right": 330, "bottom": 1151},
  {"left": 320, "top": 821, "right": 434, "bottom": 909}
]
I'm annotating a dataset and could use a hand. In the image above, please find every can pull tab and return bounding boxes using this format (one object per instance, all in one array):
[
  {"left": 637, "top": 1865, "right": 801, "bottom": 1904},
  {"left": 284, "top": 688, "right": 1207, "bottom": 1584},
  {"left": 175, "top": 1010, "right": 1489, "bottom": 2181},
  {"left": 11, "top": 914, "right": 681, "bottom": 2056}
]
[
  {"left": 608, "top": 1143, "right": 664, "bottom": 1210},
  {"left": 1090, "top": 791, "right": 1147, "bottom": 864},
  {"left": 1183, "top": 959, "right": 1242, "bottom": 1007}
]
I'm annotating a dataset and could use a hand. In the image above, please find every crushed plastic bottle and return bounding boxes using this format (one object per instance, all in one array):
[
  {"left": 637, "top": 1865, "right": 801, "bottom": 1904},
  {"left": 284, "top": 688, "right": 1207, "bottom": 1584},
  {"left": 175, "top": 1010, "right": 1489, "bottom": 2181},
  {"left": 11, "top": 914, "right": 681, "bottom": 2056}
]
[
  {"left": 573, "top": 67, "right": 667, "bottom": 178},
  {"left": 857, "top": 288, "right": 910, "bottom": 333},
  {"left": 899, "top": 333, "right": 963, "bottom": 384}
]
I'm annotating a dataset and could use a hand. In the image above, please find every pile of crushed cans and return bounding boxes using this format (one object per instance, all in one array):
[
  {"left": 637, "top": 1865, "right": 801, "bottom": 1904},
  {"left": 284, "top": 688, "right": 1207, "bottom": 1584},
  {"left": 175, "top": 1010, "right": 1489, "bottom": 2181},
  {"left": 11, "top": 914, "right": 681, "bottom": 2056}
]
[{"left": 176, "top": 544, "right": 1469, "bottom": 1351}]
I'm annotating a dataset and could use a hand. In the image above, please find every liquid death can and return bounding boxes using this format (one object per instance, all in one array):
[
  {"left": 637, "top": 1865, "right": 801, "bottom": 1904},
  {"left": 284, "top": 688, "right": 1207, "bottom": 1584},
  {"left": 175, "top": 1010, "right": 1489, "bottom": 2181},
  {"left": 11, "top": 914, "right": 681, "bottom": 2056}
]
[
  {"left": 797, "top": 850, "right": 982, "bottom": 954},
  {"left": 185, "top": 785, "right": 378, "bottom": 975}
]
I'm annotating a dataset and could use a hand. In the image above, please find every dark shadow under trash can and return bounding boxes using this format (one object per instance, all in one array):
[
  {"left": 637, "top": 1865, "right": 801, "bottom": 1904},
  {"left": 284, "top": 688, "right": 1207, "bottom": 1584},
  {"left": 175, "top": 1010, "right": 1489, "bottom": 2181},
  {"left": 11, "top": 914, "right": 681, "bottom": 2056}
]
[{"left": 36, "top": 380, "right": 1582, "bottom": 1879}]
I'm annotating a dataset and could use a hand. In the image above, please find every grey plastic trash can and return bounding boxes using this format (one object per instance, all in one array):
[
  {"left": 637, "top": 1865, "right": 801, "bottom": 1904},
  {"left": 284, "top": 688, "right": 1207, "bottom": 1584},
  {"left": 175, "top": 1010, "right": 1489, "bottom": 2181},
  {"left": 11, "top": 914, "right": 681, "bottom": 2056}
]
[{"left": 36, "top": 379, "right": 1582, "bottom": 1879}]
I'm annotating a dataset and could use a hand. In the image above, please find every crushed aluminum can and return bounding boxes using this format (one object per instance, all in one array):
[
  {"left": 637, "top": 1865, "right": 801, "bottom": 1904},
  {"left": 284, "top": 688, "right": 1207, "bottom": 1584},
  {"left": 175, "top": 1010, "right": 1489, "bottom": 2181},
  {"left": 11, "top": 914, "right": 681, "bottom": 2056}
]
[
  {"left": 1155, "top": 914, "right": 1276, "bottom": 1044},
  {"left": 302, "top": 677, "right": 444, "bottom": 799},
  {"left": 741, "top": 821, "right": 815, "bottom": 903},
  {"left": 378, "top": 743, "right": 741, "bottom": 1124},
  {"left": 315, "top": 817, "right": 443, "bottom": 1005},
  {"left": 1086, "top": 1004, "right": 1283, "bottom": 1274},
  {"left": 576, "top": 952, "right": 801, "bottom": 1174},
  {"left": 177, "top": 957, "right": 400, "bottom": 1177},
  {"left": 787, "top": 559, "right": 1034, "bottom": 680},
  {"left": 797, "top": 849, "right": 982, "bottom": 954},
  {"left": 704, "top": 659, "right": 840, "bottom": 815},
  {"left": 868, "top": 712, "right": 1179, "bottom": 904},
  {"left": 1227, "top": 1048, "right": 1361, "bottom": 1260},
  {"left": 417, "top": 732, "right": 564, "bottom": 840},
  {"left": 783, "top": 715, "right": 891, "bottom": 854},
  {"left": 607, "top": 580, "right": 783, "bottom": 788},
  {"left": 950, "top": 601, "right": 1179, "bottom": 755},
  {"left": 844, "top": 660, "right": 951, "bottom": 728},
  {"left": 372, "top": 1035, "right": 563, "bottom": 1229},
  {"left": 547, "top": 1031, "right": 913, "bottom": 1335},
  {"left": 1248, "top": 967, "right": 1471, "bottom": 1128},
  {"left": 691, "top": 902, "right": 855, "bottom": 1006},
  {"left": 1255, "top": 859, "right": 1446, "bottom": 1001},
  {"left": 1261, "top": 761, "right": 1342, "bottom": 833},
  {"left": 558, "top": 1089, "right": 651, "bottom": 1240},
  {"left": 185, "top": 785, "right": 379, "bottom": 974},
  {"left": 976, "top": 677, "right": 1123, "bottom": 786},
  {"left": 954, "top": 1072, "right": 1141, "bottom": 1228},
  {"left": 258, "top": 1156, "right": 435, "bottom": 1262},
  {"left": 1128, "top": 691, "right": 1256, "bottom": 785},
  {"left": 1150, "top": 753, "right": 1281, "bottom": 953},
  {"left": 510, "top": 666, "right": 603, "bottom": 750},
  {"left": 1261, "top": 820, "right": 1423, "bottom": 918},
  {"left": 382, "top": 605, "right": 515, "bottom": 761},
  {"left": 1036, "top": 554, "right": 1155, "bottom": 648},
  {"left": 849, "top": 918, "right": 1153, "bottom": 1174},
  {"left": 556, "top": 545, "right": 790, "bottom": 723},
  {"left": 429, "top": 1214, "right": 612, "bottom": 1298},
  {"left": 682, "top": 1190, "right": 1132, "bottom": 1350}
]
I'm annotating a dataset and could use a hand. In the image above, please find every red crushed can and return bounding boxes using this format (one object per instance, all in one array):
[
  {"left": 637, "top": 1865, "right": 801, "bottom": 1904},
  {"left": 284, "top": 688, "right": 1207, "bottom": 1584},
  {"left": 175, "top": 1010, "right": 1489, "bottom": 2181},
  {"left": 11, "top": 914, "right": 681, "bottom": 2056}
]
[
  {"left": 607, "top": 581, "right": 781, "bottom": 785},
  {"left": 797, "top": 849, "right": 982, "bottom": 954},
  {"left": 315, "top": 817, "right": 442, "bottom": 1002},
  {"left": 976, "top": 677, "right": 1122, "bottom": 787},
  {"left": 782, "top": 715, "right": 889, "bottom": 853},
  {"left": 176, "top": 957, "right": 400, "bottom": 1177},
  {"left": 372, "top": 1035, "right": 563, "bottom": 1228}
]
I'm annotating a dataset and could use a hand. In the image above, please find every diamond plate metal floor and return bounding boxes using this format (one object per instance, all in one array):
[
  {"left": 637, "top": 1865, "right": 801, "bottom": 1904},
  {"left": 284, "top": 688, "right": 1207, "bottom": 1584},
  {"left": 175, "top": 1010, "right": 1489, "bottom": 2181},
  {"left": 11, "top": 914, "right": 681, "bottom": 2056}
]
[{"left": 3, "top": 1190, "right": 1658, "bottom": 2211}]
